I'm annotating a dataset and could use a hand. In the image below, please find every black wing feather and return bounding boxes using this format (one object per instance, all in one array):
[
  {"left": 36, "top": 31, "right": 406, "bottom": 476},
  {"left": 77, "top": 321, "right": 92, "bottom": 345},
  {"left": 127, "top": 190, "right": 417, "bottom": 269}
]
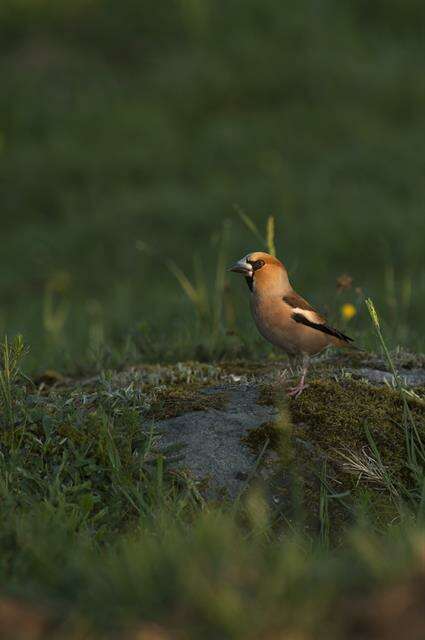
[{"left": 292, "top": 312, "right": 354, "bottom": 343}]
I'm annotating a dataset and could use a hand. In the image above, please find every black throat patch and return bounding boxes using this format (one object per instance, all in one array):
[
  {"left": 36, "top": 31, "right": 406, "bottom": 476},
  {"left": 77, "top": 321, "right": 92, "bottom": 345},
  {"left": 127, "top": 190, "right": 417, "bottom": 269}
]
[{"left": 245, "top": 276, "right": 253, "bottom": 292}]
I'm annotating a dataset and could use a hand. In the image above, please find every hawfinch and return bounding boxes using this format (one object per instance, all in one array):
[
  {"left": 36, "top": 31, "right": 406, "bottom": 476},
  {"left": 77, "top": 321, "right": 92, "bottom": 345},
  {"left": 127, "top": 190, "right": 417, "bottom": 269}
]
[{"left": 228, "top": 251, "right": 355, "bottom": 397}]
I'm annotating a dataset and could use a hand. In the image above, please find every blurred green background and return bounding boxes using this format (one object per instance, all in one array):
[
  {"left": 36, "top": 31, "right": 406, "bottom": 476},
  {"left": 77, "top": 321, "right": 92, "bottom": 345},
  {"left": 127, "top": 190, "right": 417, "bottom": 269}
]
[{"left": 1, "top": 0, "right": 424, "bottom": 370}]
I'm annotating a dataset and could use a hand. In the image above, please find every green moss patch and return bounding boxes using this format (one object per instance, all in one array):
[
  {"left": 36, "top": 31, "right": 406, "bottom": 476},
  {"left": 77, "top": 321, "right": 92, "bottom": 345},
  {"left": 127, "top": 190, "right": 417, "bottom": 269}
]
[
  {"left": 252, "top": 376, "right": 425, "bottom": 537},
  {"left": 145, "top": 384, "right": 228, "bottom": 420},
  {"left": 293, "top": 380, "right": 424, "bottom": 476},
  {"left": 260, "top": 378, "right": 425, "bottom": 487},
  {"left": 242, "top": 420, "right": 285, "bottom": 454},
  {"left": 218, "top": 360, "right": 274, "bottom": 377}
]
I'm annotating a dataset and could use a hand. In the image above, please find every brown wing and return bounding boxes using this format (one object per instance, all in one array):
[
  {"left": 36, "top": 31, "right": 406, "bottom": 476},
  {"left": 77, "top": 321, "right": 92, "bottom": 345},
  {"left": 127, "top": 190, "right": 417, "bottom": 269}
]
[
  {"left": 283, "top": 291, "right": 326, "bottom": 321},
  {"left": 283, "top": 291, "right": 353, "bottom": 343}
]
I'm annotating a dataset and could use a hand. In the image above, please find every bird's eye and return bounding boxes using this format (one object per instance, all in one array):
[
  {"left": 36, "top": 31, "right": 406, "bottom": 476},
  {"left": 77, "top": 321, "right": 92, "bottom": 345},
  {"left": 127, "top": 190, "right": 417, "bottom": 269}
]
[{"left": 252, "top": 259, "right": 265, "bottom": 271}]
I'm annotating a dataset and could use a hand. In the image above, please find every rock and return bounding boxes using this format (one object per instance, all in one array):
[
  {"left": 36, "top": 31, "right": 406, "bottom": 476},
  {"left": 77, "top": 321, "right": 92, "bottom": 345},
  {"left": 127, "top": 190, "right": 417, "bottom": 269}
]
[
  {"left": 348, "top": 367, "right": 425, "bottom": 387},
  {"left": 153, "top": 359, "right": 425, "bottom": 504},
  {"left": 156, "top": 384, "right": 278, "bottom": 499}
]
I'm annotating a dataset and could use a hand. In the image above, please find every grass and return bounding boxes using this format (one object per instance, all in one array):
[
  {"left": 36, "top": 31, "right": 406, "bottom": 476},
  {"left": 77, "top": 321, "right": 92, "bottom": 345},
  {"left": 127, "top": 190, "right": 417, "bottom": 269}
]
[
  {"left": 0, "top": 0, "right": 424, "bottom": 371},
  {"left": 0, "top": 301, "right": 422, "bottom": 638},
  {"left": 0, "top": 2, "right": 424, "bottom": 637}
]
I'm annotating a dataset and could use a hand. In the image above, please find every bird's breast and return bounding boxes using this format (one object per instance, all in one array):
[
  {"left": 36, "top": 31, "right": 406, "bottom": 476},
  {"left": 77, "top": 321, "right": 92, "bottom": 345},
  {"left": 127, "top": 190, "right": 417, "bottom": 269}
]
[
  {"left": 250, "top": 293, "right": 329, "bottom": 356},
  {"left": 250, "top": 294, "right": 298, "bottom": 354}
]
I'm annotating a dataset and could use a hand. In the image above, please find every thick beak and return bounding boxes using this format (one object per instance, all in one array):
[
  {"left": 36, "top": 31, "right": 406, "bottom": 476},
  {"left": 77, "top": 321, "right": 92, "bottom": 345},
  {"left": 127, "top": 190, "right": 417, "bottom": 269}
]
[{"left": 228, "top": 259, "right": 253, "bottom": 275}]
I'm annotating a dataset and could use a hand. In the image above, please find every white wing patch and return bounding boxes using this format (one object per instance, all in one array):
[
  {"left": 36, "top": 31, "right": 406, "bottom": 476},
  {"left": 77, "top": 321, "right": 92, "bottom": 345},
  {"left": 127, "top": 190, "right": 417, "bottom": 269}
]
[{"left": 291, "top": 308, "right": 322, "bottom": 324}]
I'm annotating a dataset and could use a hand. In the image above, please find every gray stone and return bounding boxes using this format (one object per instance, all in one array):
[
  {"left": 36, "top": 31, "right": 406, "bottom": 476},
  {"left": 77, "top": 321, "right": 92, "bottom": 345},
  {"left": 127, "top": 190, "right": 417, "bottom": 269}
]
[
  {"left": 153, "top": 362, "right": 425, "bottom": 501},
  {"left": 156, "top": 384, "right": 278, "bottom": 499},
  {"left": 347, "top": 367, "right": 425, "bottom": 387}
]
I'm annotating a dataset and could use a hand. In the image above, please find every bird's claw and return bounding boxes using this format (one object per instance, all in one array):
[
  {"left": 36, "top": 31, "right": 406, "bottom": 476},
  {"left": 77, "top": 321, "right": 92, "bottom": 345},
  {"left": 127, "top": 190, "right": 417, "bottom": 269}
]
[{"left": 287, "top": 382, "right": 308, "bottom": 398}]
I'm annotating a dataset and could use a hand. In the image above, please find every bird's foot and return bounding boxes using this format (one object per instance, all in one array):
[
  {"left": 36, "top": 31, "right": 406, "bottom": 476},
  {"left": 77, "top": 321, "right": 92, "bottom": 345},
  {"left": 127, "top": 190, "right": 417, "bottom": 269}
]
[{"left": 287, "top": 381, "right": 308, "bottom": 398}]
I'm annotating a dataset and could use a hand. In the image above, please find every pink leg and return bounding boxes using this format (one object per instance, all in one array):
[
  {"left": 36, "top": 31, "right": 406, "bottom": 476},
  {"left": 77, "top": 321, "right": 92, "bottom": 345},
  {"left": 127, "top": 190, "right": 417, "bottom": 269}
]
[{"left": 287, "top": 357, "right": 309, "bottom": 398}]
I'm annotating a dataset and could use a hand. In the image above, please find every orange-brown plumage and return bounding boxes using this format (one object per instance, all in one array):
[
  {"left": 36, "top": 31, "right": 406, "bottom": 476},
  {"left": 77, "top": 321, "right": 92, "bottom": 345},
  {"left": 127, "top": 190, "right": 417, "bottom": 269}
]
[{"left": 228, "top": 251, "right": 355, "bottom": 396}]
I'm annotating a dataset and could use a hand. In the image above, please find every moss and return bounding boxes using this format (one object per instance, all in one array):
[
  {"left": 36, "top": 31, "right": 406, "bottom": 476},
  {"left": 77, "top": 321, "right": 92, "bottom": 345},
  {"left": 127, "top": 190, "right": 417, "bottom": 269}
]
[
  {"left": 293, "top": 379, "right": 424, "bottom": 476},
  {"left": 145, "top": 384, "right": 228, "bottom": 420},
  {"left": 242, "top": 421, "right": 284, "bottom": 453},
  {"left": 218, "top": 360, "right": 273, "bottom": 376},
  {"left": 253, "top": 376, "right": 425, "bottom": 537},
  {"left": 243, "top": 404, "right": 295, "bottom": 469},
  {"left": 257, "top": 383, "right": 280, "bottom": 406},
  {"left": 260, "top": 377, "right": 425, "bottom": 485}
]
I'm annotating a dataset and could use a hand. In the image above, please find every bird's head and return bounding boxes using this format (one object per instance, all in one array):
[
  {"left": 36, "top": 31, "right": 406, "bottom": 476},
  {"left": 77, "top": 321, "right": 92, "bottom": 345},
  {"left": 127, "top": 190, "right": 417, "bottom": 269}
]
[{"left": 228, "top": 251, "right": 290, "bottom": 294}]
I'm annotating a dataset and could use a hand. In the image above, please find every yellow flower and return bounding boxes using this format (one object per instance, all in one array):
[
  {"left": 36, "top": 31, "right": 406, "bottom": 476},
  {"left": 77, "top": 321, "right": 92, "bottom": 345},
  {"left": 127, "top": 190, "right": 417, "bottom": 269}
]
[{"left": 341, "top": 303, "right": 356, "bottom": 321}]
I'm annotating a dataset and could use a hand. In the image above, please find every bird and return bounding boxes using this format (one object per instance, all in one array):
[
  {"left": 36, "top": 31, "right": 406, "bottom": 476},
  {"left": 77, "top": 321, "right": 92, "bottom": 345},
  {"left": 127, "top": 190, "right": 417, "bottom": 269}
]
[{"left": 228, "top": 251, "right": 356, "bottom": 397}]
